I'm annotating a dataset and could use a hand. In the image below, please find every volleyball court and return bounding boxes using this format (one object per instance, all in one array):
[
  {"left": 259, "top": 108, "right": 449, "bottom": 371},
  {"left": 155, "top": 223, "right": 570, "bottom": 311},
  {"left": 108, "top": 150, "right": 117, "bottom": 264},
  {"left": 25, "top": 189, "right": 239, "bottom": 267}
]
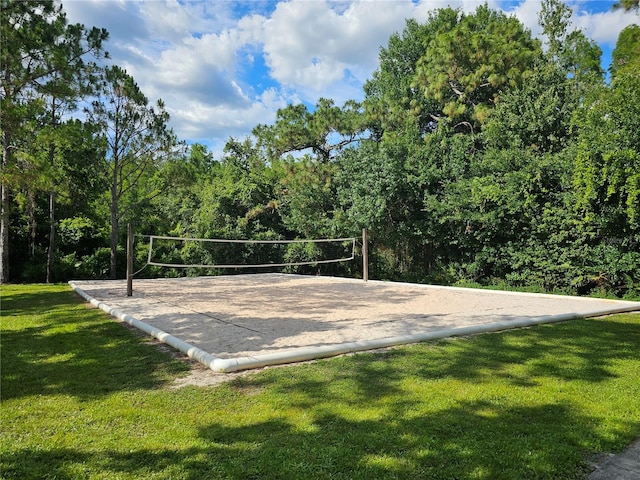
[{"left": 70, "top": 232, "right": 640, "bottom": 373}]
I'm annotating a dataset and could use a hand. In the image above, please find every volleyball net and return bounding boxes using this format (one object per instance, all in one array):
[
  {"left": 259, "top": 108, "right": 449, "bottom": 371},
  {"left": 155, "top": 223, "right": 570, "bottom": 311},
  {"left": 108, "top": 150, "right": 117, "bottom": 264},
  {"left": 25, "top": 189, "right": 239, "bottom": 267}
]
[{"left": 142, "top": 234, "right": 358, "bottom": 270}]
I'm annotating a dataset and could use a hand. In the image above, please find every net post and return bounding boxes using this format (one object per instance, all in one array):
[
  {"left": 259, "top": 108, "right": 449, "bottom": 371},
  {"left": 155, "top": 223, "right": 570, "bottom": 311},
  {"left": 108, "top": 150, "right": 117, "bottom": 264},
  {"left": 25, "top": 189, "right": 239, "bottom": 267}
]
[
  {"left": 362, "top": 228, "right": 368, "bottom": 282},
  {"left": 126, "top": 223, "right": 133, "bottom": 297}
]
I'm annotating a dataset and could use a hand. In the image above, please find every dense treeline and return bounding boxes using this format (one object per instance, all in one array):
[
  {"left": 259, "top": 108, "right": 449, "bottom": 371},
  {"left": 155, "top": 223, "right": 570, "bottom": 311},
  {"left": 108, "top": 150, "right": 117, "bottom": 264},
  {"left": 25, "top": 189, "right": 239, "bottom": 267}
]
[{"left": 2, "top": 0, "right": 639, "bottom": 297}]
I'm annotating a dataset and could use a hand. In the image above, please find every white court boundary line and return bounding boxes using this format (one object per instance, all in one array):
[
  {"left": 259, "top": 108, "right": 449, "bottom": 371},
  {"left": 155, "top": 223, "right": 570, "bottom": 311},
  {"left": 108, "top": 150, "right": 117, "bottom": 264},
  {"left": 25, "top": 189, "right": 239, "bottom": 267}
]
[{"left": 69, "top": 278, "right": 640, "bottom": 373}]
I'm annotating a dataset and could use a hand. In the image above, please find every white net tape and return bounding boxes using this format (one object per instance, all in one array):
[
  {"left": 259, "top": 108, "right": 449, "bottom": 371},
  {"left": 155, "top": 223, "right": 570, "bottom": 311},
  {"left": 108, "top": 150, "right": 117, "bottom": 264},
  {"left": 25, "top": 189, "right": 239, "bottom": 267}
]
[{"left": 144, "top": 235, "right": 357, "bottom": 269}]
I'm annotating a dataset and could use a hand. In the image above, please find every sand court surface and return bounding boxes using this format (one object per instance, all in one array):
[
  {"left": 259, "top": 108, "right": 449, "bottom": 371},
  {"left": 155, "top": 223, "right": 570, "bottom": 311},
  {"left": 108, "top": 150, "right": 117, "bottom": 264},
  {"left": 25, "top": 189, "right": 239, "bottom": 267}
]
[{"left": 70, "top": 274, "right": 640, "bottom": 372}]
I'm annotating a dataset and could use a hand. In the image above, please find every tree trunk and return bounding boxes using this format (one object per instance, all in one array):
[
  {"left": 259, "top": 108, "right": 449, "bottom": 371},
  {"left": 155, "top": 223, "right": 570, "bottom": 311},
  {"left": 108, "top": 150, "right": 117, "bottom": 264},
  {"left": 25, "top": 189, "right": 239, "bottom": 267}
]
[
  {"left": 110, "top": 170, "right": 118, "bottom": 280},
  {"left": 1, "top": 134, "right": 11, "bottom": 284},
  {"left": 0, "top": 181, "right": 9, "bottom": 284},
  {"left": 28, "top": 190, "right": 37, "bottom": 258},
  {"left": 46, "top": 190, "right": 55, "bottom": 283},
  {"left": 45, "top": 106, "right": 59, "bottom": 282}
]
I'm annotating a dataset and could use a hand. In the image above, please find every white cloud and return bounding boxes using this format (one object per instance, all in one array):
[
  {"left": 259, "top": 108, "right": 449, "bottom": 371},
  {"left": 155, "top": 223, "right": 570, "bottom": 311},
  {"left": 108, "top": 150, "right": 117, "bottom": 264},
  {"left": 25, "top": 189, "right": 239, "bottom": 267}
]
[
  {"left": 148, "top": 31, "right": 242, "bottom": 99},
  {"left": 62, "top": 0, "right": 638, "bottom": 152},
  {"left": 165, "top": 86, "right": 292, "bottom": 157},
  {"left": 504, "top": 0, "right": 545, "bottom": 38},
  {"left": 185, "top": 30, "right": 240, "bottom": 70},
  {"left": 505, "top": 0, "right": 640, "bottom": 47},
  {"left": 573, "top": 8, "right": 640, "bottom": 46},
  {"left": 245, "top": 0, "right": 418, "bottom": 101},
  {"left": 138, "top": 0, "right": 193, "bottom": 42}
]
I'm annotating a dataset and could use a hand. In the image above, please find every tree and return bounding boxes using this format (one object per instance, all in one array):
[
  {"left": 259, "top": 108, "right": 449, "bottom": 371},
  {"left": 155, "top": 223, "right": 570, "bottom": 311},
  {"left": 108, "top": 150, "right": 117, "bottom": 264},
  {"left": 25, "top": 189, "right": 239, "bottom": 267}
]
[
  {"left": 86, "top": 66, "right": 178, "bottom": 279},
  {"left": 610, "top": 24, "right": 640, "bottom": 78},
  {"left": 614, "top": 0, "right": 639, "bottom": 11},
  {"left": 11, "top": 116, "right": 107, "bottom": 281},
  {"left": 0, "top": 0, "right": 107, "bottom": 282},
  {"left": 145, "top": 143, "right": 214, "bottom": 237},
  {"left": 40, "top": 46, "right": 106, "bottom": 282},
  {"left": 253, "top": 98, "right": 366, "bottom": 162},
  {"left": 539, "top": 0, "right": 572, "bottom": 60},
  {"left": 573, "top": 72, "right": 640, "bottom": 233},
  {"left": 363, "top": 13, "right": 458, "bottom": 141},
  {"left": 482, "top": 64, "right": 577, "bottom": 154},
  {"left": 539, "top": 0, "right": 604, "bottom": 89},
  {"left": 43, "top": 120, "right": 108, "bottom": 280},
  {"left": 353, "top": 5, "right": 551, "bottom": 281},
  {"left": 337, "top": 141, "right": 420, "bottom": 277},
  {"left": 412, "top": 4, "right": 541, "bottom": 132},
  {"left": 570, "top": 70, "right": 640, "bottom": 295}
]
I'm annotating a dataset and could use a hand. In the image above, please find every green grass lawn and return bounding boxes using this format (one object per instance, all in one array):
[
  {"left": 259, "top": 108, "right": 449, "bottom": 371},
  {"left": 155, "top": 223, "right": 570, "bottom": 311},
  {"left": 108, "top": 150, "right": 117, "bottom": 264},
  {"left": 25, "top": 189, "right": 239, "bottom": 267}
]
[{"left": 1, "top": 284, "right": 639, "bottom": 479}]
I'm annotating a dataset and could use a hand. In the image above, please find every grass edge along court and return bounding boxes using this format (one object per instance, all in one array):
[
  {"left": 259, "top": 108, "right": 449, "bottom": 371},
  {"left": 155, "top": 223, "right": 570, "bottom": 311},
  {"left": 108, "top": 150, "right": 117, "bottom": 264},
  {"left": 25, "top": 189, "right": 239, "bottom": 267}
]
[{"left": 2, "top": 283, "right": 640, "bottom": 479}]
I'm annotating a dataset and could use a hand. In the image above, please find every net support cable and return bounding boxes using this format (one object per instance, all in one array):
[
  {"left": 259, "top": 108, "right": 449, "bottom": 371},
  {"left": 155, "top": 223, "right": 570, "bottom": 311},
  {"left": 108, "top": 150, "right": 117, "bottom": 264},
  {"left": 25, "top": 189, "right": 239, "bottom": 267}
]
[{"left": 144, "top": 234, "right": 357, "bottom": 270}]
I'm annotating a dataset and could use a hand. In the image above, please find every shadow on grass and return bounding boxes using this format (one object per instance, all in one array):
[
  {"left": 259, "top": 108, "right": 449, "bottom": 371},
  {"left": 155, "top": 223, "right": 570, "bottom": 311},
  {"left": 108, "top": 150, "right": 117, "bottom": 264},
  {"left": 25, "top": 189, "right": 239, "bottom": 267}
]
[
  {"left": 443, "top": 318, "right": 632, "bottom": 387},
  {"left": 1, "top": 288, "right": 80, "bottom": 316},
  {"left": 406, "top": 317, "right": 640, "bottom": 386},
  {"left": 237, "top": 315, "right": 640, "bottom": 407},
  {"left": 3, "top": 400, "right": 638, "bottom": 479},
  {"left": 2, "top": 286, "right": 639, "bottom": 479},
  {"left": 1, "top": 287, "right": 189, "bottom": 400}
]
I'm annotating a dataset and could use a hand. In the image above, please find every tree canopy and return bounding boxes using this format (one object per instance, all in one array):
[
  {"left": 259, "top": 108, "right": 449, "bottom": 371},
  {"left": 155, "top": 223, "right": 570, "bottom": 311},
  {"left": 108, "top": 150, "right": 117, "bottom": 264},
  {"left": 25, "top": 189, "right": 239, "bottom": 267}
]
[
  {"left": 412, "top": 5, "right": 541, "bottom": 131},
  {"left": 611, "top": 24, "right": 640, "bottom": 78},
  {"left": 4, "top": 1, "right": 639, "bottom": 298},
  {"left": 1, "top": 0, "right": 108, "bottom": 282}
]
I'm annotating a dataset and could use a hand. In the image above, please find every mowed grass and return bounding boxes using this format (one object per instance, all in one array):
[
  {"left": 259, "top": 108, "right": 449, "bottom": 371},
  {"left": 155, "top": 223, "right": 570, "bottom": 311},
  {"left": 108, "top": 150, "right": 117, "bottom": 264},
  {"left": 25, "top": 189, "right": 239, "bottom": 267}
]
[{"left": 1, "top": 284, "right": 639, "bottom": 480}]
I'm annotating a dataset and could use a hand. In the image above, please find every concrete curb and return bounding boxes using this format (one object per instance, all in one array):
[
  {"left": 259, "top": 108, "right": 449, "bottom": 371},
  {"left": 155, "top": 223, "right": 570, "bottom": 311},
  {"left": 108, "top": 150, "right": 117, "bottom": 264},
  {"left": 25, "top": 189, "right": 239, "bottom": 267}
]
[{"left": 588, "top": 437, "right": 640, "bottom": 479}]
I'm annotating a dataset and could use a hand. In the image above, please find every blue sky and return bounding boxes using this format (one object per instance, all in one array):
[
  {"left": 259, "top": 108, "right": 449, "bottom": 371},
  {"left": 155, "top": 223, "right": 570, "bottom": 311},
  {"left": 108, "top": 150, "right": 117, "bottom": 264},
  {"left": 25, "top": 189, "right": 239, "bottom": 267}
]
[{"left": 62, "top": 0, "right": 640, "bottom": 155}]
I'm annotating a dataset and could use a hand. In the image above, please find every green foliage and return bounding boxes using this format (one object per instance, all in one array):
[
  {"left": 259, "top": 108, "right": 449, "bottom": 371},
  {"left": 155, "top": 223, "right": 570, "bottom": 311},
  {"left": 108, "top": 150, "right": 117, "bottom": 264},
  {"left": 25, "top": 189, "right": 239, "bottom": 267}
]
[
  {"left": 363, "top": 14, "right": 456, "bottom": 140},
  {"left": 571, "top": 73, "right": 640, "bottom": 296},
  {"left": 611, "top": 24, "right": 640, "bottom": 78},
  {"left": 413, "top": 5, "right": 541, "bottom": 131},
  {"left": 4, "top": 1, "right": 638, "bottom": 294},
  {"left": 1, "top": 0, "right": 108, "bottom": 283},
  {"left": 539, "top": 0, "right": 573, "bottom": 59},
  {"left": 188, "top": 138, "right": 282, "bottom": 239},
  {"left": 483, "top": 64, "right": 576, "bottom": 153},
  {"left": 253, "top": 98, "right": 367, "bottom": 163},
  {"left": 614, "top": 0, "right": 640, "bottom": 11},
  {"left": 573, "top": 73, "right": 640, "bottom": 231},
  {"left": 278, "top": 155, "right": 341, "bottom": 238},
  {"left": 539, "top": 0, "right": 604, "bottom": 91},
  {"left": 86, "top": 65, "right": 180, "bottom": 278}
]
